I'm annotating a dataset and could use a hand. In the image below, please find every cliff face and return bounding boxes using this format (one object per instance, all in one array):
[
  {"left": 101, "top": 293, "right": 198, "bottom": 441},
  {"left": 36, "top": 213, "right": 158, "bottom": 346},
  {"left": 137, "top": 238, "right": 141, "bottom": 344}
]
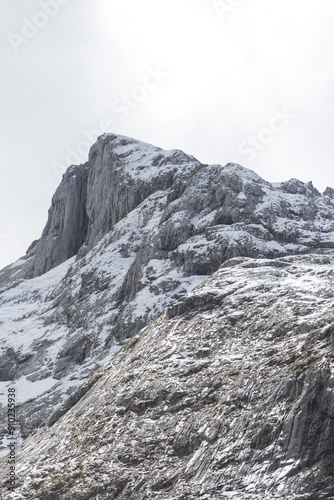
[
  {"left": 30, "top": 163, "right": 90, "bottom": 278},
  {"left": 0, "top": 133, "right": 334, "bottom": 457},
  {"left": 2, "top": 254, "right": 334, "bottom": 499},
  {"left": 84, "top": 134, "right": 201, "bottom": 252}
]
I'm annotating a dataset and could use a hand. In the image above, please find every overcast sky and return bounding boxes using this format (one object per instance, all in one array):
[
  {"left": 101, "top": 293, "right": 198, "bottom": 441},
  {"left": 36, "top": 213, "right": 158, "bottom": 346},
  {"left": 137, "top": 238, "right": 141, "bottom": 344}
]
[{"left": 1, "top": 0, "right": 334, "bottom": 270}]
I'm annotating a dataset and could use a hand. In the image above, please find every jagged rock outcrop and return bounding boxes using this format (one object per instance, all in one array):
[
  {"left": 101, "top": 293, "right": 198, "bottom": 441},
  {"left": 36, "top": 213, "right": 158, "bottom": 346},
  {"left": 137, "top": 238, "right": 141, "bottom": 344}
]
[
  {"left": 2, "top": 254, "right": 334, "bottom": 499},
  {"left": 1, "top": 133, "right": 334, "bottom": 453}
]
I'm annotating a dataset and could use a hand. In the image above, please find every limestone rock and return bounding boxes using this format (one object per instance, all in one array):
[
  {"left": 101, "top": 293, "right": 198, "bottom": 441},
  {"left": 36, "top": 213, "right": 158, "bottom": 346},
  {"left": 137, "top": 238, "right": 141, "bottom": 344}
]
[
  {"left": 31, "top": 163, "right": 90, "bottom": 277},
  {"left": 2, "top": 255, "right": 334, "bottom": 499},
  {"left": 1, "top": 133, "right": 334, "bottom": 454}
]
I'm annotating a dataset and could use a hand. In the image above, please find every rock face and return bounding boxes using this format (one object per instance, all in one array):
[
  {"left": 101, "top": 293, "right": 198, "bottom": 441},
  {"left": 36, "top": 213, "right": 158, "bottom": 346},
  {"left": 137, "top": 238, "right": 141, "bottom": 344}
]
[
  {"left": 1, "top": 133, "right": 334, "bottom": 454},
  {"left": 3, "top": 133, "right": 334, "bottom": 286},
  {"left": 2, "top": 254, "right": 334, "bottom": 499},
  {"left": 30, "top": 163, "right": 90, "bottom": 278}
]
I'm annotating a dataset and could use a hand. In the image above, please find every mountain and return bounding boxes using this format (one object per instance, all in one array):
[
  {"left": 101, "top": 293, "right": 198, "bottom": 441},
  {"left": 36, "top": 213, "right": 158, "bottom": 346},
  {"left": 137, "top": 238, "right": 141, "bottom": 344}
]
[
  {"left": 1, "top": 253, "right": 334, "bottom": 499},
  {"left": 0, "top": 133, "right": 334, "bottom": 492}
]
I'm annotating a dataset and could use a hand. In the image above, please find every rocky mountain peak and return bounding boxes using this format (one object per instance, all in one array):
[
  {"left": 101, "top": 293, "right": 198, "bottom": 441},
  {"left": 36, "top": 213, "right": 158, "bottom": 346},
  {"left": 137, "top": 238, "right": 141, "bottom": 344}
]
[{"left": 1, "top": 134, "right": 334, "bottom": 498}]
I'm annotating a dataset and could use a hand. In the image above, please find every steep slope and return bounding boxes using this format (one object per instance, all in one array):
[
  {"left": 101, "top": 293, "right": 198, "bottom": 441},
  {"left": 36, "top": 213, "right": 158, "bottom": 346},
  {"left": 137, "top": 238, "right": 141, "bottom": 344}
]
[
  {"left": 1, "top": 133, "right": 334, "bottom": 451},
  {"left": 1, "top": 254, "right": 334, "bottom": 499}
]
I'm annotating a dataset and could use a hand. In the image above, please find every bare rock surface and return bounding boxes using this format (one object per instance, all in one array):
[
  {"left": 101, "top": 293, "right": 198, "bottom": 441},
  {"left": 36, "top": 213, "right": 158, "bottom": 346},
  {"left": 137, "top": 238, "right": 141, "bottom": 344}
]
[
  {"left": 1, "top": 133, "right": 334, "bottom": 458},
  {"left": 1, "top": 254, "right": 334, "bottom": 499}
]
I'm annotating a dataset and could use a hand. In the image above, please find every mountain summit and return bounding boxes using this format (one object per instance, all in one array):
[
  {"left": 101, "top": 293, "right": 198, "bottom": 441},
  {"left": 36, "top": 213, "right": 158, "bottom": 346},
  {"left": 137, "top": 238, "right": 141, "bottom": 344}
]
[{"left": 1, "top": 134, "right": 334, "bottom": 498}]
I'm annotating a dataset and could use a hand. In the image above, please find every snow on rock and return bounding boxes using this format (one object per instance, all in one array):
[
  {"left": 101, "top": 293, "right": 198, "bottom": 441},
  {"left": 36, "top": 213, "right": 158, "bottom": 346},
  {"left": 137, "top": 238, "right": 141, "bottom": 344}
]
[
  {"left": 0, "top": 133, "right": 334, "bottom": 453},
  {"left": 1, "top": 254, "right": 334, "bottom": 499}
]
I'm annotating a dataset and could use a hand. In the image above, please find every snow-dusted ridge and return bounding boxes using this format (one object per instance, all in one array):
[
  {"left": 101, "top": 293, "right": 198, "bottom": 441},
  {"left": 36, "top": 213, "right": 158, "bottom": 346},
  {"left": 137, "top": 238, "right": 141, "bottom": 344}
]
[{"left": 0, "top": 133, "right": 334, "bottom": 464}]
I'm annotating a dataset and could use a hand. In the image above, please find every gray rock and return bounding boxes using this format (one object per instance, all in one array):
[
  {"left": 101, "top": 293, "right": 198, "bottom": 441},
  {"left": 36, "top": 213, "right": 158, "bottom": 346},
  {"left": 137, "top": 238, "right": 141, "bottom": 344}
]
[
  {"left": 30, "top": 163, "right": 90, "bottom": 277},
  {"left": 1, "top": 133, "right": 334, "bottom": 453},
  {"left": 324, "top": 186, "right": 334, "bottom": 199},
  {"left": 2, "top": 254, "right": 334, "bottom": 499}
]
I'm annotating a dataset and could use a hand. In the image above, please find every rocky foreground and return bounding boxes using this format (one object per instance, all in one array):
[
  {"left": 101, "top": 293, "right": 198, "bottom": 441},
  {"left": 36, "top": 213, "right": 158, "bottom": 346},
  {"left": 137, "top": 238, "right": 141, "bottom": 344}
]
[{"left": 2, "top": 254, "right": 334, "bottom": 499}]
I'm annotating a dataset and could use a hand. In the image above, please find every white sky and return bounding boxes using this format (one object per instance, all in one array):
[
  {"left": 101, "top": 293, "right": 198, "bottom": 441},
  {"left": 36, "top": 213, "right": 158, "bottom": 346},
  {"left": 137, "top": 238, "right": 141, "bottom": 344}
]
[{"left": 1, "top": 0, "right": 334, "bottom": 270}]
